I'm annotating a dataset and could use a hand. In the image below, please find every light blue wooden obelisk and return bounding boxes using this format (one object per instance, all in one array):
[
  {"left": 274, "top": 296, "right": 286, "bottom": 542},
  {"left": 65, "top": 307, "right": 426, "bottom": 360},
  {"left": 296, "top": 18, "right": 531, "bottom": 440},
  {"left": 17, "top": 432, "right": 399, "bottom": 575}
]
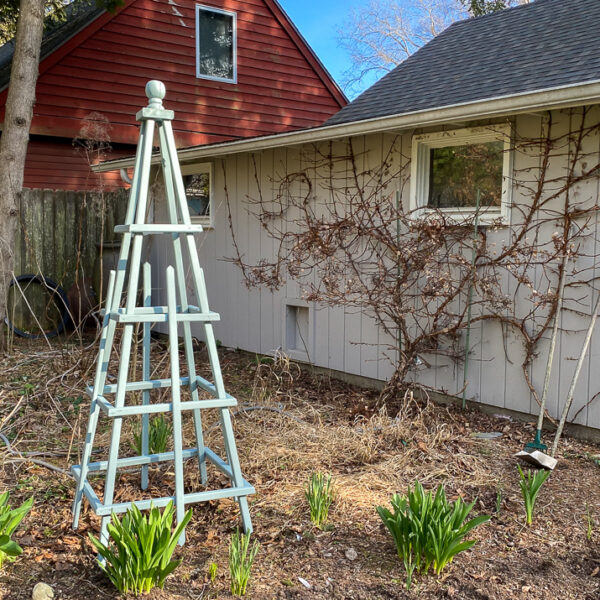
[{"left": 71, "top": 81, "right": 254, "bottom": 547}]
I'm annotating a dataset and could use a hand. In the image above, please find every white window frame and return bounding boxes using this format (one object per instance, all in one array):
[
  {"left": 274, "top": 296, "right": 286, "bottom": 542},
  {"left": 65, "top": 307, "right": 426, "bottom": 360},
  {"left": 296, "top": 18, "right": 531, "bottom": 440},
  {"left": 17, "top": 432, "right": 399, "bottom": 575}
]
[
  {"left": 409, "top": 124, "right": 513, "bottom": 225},
  {"left": 195, "top": 4, "right": 237, "bottom": 84},
  {"left": 181, "top": 162, "right": 214, "bottom": 229}
]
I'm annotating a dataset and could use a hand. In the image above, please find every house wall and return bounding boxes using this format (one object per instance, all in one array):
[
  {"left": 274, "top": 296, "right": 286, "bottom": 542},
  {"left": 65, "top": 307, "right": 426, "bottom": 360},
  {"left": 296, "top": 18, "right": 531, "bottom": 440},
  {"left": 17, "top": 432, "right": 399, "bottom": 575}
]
[
  {"left": 0, "top": 0, "right": 345, "bottom": 149},
  {"left": 23, "top": 138, "right": 131, "bottom": 191},
  {"left": 150, "top": 106, "right": 600, "bottom": 430}
]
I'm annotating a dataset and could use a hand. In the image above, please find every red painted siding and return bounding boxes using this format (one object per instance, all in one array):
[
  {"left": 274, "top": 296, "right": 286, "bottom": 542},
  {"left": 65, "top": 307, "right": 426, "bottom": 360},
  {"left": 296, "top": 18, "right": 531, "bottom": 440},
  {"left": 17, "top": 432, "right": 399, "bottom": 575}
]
[
  {"left": 0, "top": 0, "right": 345, "bottom": 149},
  {"left": 23, "top": 138, "right": 131, "bottom": 191}
]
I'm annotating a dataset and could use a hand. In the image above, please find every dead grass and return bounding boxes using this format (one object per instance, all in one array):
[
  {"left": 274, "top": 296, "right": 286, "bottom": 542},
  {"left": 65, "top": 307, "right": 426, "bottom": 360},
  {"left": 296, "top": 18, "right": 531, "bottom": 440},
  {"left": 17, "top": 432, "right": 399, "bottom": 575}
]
[{"left": 1, "top": 335, "right": 600, "bottom": 599}]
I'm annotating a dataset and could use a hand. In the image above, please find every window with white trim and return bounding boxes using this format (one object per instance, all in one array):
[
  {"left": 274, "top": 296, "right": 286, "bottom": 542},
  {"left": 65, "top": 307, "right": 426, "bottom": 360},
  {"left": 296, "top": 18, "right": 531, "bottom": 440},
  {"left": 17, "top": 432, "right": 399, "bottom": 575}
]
[
  {"left": 410, "top": 125, "right": 513, "bottom": 224},
  {"left": 195, "top": 4, "right": 237, "bottom": 83},
  {"left": 182, "top": 163, "right": 213, "bottom": 228}
]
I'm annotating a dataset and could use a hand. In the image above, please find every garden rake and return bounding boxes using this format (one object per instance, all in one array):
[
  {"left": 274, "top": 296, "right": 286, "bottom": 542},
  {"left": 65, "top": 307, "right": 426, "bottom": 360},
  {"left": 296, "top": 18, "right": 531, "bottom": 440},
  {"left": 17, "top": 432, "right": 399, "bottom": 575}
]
[{"left": 515, "top": 253, "right": 568, "bottom": 470}]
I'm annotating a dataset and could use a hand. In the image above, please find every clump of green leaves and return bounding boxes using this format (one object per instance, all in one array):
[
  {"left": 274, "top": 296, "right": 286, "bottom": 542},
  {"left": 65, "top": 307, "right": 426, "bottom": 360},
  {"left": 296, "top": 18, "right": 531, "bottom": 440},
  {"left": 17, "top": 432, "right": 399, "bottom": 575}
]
[
  {"left": 0, "top": 492, "right": 33, "bottom": 569},
  {"left": 89, "top": 502, "right": 191, "bottom": 596},
  {"left": 376, "top": 482, "right": 490, "bottom": 590},
  {"left": 209, "top": 561, "right": 218, "bottom": 583},
  {"left": 133, "top": 414, "right": 172, "bottom": 456},
  {"left": 517, "top": 465, "right": 550, "bottom": 526},
  {"left": 305, "top": 472, "right": 334, "bottom": 528},
  {"left": 495, "top": 485, "right": 503, "bottom": 516},
  {"left": 229, "top": 530, "right": 259, "bottom": 597}
]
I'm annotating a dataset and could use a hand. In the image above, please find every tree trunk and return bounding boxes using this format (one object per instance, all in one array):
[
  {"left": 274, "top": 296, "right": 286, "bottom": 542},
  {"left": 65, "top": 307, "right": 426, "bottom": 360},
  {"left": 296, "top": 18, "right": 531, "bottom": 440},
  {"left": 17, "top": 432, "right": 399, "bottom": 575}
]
[{"left": 0, "top": 0, "right": 46, "bottom": 350}]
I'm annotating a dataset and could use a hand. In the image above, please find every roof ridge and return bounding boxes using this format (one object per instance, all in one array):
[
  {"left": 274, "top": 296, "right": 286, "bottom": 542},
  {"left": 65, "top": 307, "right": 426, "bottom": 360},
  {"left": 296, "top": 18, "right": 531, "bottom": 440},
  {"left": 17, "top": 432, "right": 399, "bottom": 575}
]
[{"left": 324, "top": 0, "right": 599, "bottom": 127}]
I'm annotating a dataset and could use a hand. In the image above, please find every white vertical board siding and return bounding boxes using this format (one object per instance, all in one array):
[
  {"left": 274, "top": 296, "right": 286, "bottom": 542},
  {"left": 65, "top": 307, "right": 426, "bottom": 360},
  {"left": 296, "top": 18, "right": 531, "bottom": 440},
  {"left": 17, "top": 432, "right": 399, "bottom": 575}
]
[
  {"left": 358, "top": 134, "right": 380, "bottom": 380},
  {"left": 563, "top": 106, "right": 600, "bottom": 428},
  {"left": 343, "top": 137, "right": 364, "bottom": 377},
  {"left": 479, "top": 322, "right": 507, "bottom": 408},
  {"left": 267, "top": 149, "right": 285, "bottom": 358},
  {"left": 555, "top": 110, "right": 587, "bottom": 424},
  {"left": 538, "top": 110, "right": 573, "bottom": 421},
  {"left": 246, "top": 151, "right": 264, "bottom": 357},
  {"left": 257, "top": 150, "right": 276, "bottom": 356},
  {"left": 210, "top": 156, "right": 236, "bottom": 349},
  {"left": 282, "top": 146, "right": 312, "bottom": 361},
  {"left": 312, "top": 141, "right": 331, "bottom": 371},
  {"left": 232, "top": 153, "right": 251, "bottom": 352},
  {"left": 303, "top": 142, "right": 331, "bottom": 371},
  {"left": 377, "top": 133, "right": 406, "bottom": 382},
  {"left": 513, "top": 113, "right": 547, "bottom": 418},
  {"left": 325, "top": 140, "right": 350, "bottom": 373},
  {"left": 146, "top": 107, "right": 600, "bottom": 430},
  {"left": 149, "top": 178, "right": 170, "bottom": 315},
  {"left": 587, "top": 106, "right": 600, "bottom": 430}
]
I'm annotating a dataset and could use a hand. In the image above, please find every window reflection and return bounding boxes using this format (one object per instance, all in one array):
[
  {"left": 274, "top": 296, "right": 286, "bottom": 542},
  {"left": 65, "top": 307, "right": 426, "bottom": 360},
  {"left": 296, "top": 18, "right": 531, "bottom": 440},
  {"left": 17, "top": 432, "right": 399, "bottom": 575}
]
[
  {"left": 428, "top": 141, "right": 504, "bottom": 209},
  {"left": 198, "top": 8, "right": 234, "bottom": 81}
]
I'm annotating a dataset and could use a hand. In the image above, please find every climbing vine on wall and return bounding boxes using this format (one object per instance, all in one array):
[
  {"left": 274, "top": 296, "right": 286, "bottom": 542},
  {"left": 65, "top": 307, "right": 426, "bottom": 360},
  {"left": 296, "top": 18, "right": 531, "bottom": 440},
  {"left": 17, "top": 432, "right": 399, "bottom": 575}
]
[{"left": 225, "top": 107, "right": 600, "bottom": 416}]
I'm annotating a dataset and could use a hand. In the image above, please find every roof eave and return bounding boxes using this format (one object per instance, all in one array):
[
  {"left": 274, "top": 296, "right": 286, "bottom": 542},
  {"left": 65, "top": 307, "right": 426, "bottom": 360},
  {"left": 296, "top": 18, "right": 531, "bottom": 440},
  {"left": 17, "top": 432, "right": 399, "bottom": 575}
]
[
  {"left": 0, "top": 6, "right": 106, "bottom": 94},
  {"left": 93, "top": 79, "right": 600, "bottom": 173}
]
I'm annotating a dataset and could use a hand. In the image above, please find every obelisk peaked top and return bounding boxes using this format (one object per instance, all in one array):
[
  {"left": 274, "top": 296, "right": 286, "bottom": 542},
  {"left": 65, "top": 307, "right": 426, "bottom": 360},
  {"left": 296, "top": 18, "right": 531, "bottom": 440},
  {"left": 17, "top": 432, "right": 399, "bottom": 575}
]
[{"left": 137, "top": 79, "right": 174, "bottom": 122}]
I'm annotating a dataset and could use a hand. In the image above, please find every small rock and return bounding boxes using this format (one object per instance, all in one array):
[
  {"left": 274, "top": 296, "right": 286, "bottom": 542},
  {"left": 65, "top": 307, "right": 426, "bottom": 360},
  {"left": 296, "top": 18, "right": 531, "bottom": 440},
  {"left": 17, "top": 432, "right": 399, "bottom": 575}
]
[
  {"left": 32, "top": 583, "right": 54, "bottom": 600},
  {"left": 345, "top": 548, "right": 358, "bottom": 561},
  {"left": 298, "top": 577, "right": 311, "bottom": 589}
]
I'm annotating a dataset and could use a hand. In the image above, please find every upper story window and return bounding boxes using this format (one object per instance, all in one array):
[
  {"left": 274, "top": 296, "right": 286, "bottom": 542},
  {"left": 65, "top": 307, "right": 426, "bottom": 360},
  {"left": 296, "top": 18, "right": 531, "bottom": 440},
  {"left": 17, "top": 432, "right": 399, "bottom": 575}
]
[
  {"left": 410, "top": 125, "right": 513, "bottom": 224},
  {"left": 182, "top": 162, "right": 213, "bottom": 228},
  {"left": 195, "top": 5, "right": 237, "bottom": 83}
]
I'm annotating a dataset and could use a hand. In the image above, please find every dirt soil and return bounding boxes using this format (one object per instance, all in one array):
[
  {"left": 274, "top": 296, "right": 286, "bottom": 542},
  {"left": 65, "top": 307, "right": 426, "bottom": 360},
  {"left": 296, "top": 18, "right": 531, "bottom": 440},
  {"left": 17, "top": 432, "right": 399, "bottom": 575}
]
[{"left": 1, "top": 336, "right": 600, "bottom": 600}]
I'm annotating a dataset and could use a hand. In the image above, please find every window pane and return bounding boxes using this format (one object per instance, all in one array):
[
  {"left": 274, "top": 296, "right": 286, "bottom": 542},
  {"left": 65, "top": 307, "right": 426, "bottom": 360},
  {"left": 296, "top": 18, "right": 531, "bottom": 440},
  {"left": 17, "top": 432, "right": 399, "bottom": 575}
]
[
  {"left": 198, "top": 10, "right": 234, "bottom": 80},
  {"left": 185, "top": 173, "right": 210, "bottom": 218},
  {"left": 427, "top": 141, "right": 504, "bottom": 209}
]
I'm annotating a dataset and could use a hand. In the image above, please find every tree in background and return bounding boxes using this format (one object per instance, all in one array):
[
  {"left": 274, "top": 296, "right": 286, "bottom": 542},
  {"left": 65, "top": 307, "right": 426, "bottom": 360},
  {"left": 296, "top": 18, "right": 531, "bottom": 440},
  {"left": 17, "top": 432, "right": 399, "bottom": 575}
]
[
  {"left": 0, "top": 0, "right": 46, "bottom": 351},
  {"left": 0, "top": 0, "right": 71, "bottom": 44},
  {"left": 339, "top": 0, "right": 531, "bottom": 95},
  {"left": 462, "top": 0, "right": 529, "bottom": 17},
  {"left": 0, "top": 0, "right": 121, "bottom": 350}
]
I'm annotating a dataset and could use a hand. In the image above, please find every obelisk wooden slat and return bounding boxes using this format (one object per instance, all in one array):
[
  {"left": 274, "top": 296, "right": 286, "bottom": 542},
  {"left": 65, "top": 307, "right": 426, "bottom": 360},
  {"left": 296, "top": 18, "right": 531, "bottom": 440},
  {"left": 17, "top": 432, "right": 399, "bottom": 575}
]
[{"left": 71, "top": 81, "right": 254, "bottom": 546}]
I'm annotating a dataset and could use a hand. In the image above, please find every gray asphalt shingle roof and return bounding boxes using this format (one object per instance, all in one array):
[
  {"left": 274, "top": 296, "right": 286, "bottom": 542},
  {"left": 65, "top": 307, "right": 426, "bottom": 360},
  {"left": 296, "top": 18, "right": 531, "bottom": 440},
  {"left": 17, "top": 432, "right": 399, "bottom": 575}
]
[
  {"left": 0, "top": 0, "right": 103, "bottom": 90},
  {"left": 326, "top": 0, "right": 600, "bottom": 126}
]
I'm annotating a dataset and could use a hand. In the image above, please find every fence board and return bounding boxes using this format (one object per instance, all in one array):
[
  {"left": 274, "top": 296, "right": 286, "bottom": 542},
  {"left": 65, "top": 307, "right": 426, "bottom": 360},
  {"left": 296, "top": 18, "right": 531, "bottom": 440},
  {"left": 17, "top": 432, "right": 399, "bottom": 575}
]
[{"left": 12, "top": 188, "right": 129, "bottom": 333}]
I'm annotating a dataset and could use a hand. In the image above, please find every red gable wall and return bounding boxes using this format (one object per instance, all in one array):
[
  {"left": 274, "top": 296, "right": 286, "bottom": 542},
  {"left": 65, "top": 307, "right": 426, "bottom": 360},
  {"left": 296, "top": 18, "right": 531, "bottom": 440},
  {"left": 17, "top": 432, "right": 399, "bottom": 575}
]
[
  {"left": 23, "top": 138, "right": 130, "bottom": 191},
  {"left": 1, "top": 0, "right": 345, "bottom": 149}
]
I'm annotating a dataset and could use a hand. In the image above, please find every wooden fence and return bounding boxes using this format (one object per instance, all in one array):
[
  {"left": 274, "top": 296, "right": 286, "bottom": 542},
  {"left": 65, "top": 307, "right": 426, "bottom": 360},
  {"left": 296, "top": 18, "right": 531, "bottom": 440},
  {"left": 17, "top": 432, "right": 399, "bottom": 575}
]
[
  {"left": 9, "top": 188, "right": 128, "bottom": 333},
  {"left": 14, "top": 188, "right": 128, "bottom": 289}
]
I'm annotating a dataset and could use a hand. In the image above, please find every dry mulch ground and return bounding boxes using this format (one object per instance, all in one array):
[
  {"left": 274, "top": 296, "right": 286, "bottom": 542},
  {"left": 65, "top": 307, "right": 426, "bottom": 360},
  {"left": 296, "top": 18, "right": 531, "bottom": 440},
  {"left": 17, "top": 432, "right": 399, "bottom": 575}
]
[{"left": 0, "top": 335, "right": 599, "bottom": 599}]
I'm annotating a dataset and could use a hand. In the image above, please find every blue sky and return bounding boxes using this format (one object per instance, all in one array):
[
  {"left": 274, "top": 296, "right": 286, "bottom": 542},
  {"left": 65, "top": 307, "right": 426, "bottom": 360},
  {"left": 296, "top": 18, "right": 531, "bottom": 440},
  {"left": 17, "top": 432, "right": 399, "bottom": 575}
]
[{"left": 278, "top": 0, "right": 369, "bottom": 97}]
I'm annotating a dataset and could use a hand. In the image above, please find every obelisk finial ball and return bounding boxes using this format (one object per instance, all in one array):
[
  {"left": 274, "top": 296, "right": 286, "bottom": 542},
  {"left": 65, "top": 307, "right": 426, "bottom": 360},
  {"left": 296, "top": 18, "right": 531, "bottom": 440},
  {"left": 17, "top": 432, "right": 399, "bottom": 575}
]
[{"left": 146, "top": 80, "right": 166, "bottom": 102}]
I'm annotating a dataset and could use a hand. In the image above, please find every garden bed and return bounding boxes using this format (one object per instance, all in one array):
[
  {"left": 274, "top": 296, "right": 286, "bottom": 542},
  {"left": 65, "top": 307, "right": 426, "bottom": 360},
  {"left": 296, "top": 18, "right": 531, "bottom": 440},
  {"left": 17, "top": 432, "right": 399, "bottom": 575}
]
[{"left": 0, "top": 337, "right": 599, "bottom": 599}]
